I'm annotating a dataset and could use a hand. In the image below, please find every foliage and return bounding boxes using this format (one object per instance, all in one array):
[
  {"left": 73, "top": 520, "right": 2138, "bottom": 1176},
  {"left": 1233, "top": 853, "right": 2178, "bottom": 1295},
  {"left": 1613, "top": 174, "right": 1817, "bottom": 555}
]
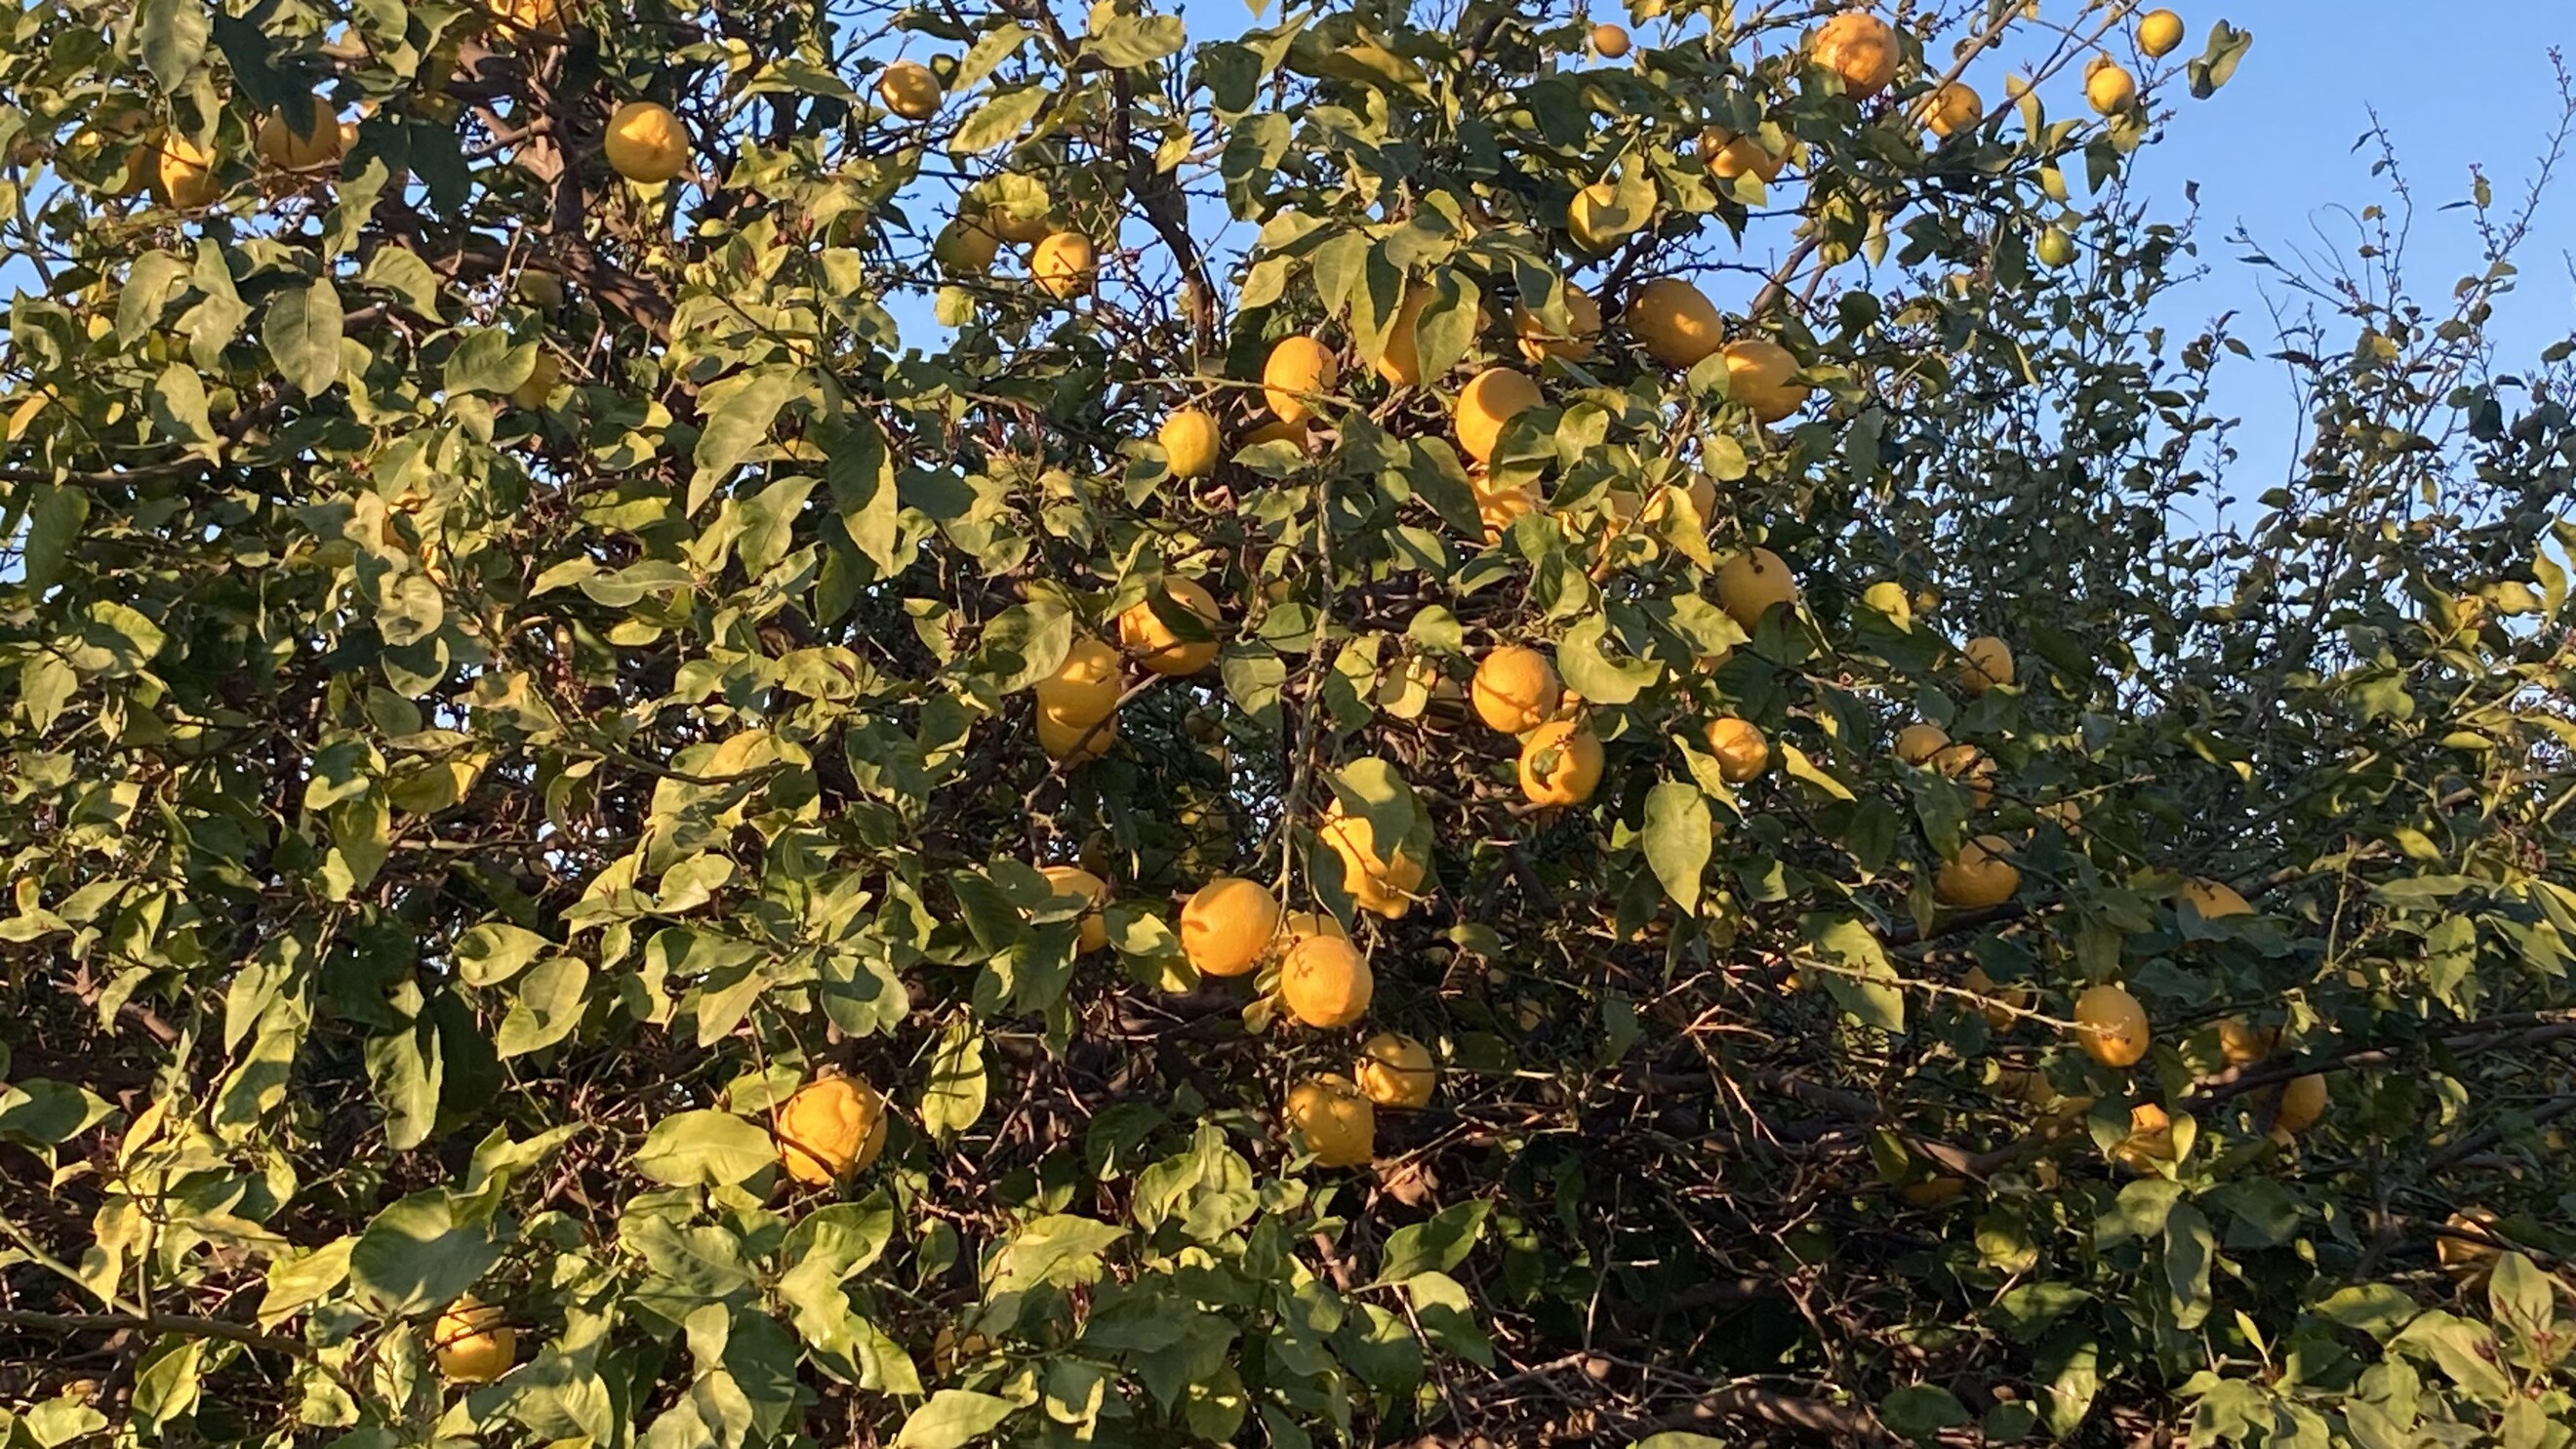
[{"left": 0, "top": 0, "right": 2572, "bottom": 1444}]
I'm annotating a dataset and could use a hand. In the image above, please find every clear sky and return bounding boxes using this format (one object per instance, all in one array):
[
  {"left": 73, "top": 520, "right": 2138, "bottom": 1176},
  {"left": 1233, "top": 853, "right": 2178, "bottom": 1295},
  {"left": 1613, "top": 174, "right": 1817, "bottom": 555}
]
[{"left": 2122, "top": 0, "right": 2576, "bottom": 494}]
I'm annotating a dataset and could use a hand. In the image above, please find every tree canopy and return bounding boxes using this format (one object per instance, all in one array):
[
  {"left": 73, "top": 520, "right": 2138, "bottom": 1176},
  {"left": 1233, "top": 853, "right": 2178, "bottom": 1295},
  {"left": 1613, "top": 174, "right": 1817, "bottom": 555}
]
[{"left": 3, "top": 0, "right": 2574, "bottom": 1445}]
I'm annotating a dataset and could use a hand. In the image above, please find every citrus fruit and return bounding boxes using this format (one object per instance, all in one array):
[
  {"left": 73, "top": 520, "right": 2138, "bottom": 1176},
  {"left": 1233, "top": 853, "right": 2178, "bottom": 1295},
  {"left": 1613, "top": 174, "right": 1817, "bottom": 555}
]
[
  {"left": 1512, "top": 283, "right": 1600, "bottom": 362},
  {"left": 2073, "top": 984, "right": 2151, "bottom": 1068},
  {"left": 1959, "top": 635, "right": 2014, "bottom": 693},
  {"left": 1894, "top": 721, "right": 1950, "bottom": 765},
  {"left": 1720, "top": 339, "right": 1808, "bottom": 423},
  {"left": 1812, "top": 11, "right": 1900, "bottom": 98},
  {"left": 1319, "top": 803, "right": 1426, "bottom": 918},
  {"left": 776, "top": 1075, "right": 890, "bottom": 1184},
  {"left": 1715, "top": 546, "right": 1797, "bottom": 627},
  {"left": 2138, "top": 9, "right": 2185, "bottom": 59},
  {"left": 1355, "top": 1032, "right": 1437, "bottom": 1108},
  {"left": 1034, "top": 635, "right": 1122, "bottom": 730},
  {"left": 878, "top": 60, "right": 943, "bottom": 120},
  {"left": 1705, "top": 716, "right": 1769, "bottom": 782},
  {"left": 1039, "top": 865, "right": 1110, "bottom": 953},
  {"left": 1455, "top": 366, "right": 1543, "bottom": 464},
  {"left": 1181, "top": 875, "right": 1280, "bottom": 978},
  {"left": 1160, "top": 408, "right": 1223, "bottom": 479},
  {"left": 1280, "top": 934, "right": 1374, "bottom": 1027},
  {"left": 1030, "top": 230, "right": 1096, "bottom": 299},
  {"left": 1627, "top": 277, "right": 1722, "bottom": 369},
  {"left": 1518, "top": 719, "right": 1605, "bottom": 806},
  {"left": 1117, "top": 577, "right": 1222, "bottom": 675},
  {"left": 604, "top": 101, "right": 690, "bottom": 182},
  {"left": 431, "top": 1296, "right": 515, "bottom": 1383},
  {"left": 1284, "top": 1074, "right": 1375, "bottom": 1167},
  {"left": 1263, "top": 336, "right": 1338, "bottom": 423},
  {"left": 1934, "top": 834, "right": 2019, "bottom": 908}
]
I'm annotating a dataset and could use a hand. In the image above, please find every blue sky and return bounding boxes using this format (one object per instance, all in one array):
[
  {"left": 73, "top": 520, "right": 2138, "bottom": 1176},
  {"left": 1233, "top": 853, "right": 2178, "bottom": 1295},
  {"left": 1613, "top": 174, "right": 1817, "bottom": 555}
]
[{"left": 2122, "top": 1, "right": 2576, "bottom": 490}]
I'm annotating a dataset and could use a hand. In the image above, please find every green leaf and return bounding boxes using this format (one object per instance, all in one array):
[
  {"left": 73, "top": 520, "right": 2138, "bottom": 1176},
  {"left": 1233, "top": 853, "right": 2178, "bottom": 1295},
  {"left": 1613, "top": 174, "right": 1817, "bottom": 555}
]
[
  {"left": 348, "top": 1190, "right": 504, "bottom": 1315},
  {"left": 1374, "top": 1199, "right": 1488, "bottom": 1285},
  {"left": 263, "top": 278, "right": 344, "bottom": 397},
  {"left": 138, "top": 0, "right": 212, "bottom": 93},
  {"left": 257, "top": 1237, "right": 354, "bottom": 1327},
  {"left": 1798, "top": 913, "right": 1904, "bottom": 1032},
  {"left": 2487, "top": 1252, "right": 2556, "bottom": 1346},
  {"left": 1556, "top": 612, "right": 1659, "bottom": 704},
  {"left": 895, "top": 1390, "right": 1018, "bottom": 1449},
  {"left": 2163, "top": 1200, "right": 2215, "bottom": 1330},
  {"left": 445, "top": 327, "right": 537, "bottom": 397},
  {"left": 455, "top": 923, "right": 552, "bottom": 986},
  {"left": 950, "top": 86, "right": 1049, "bottom": 153},
  {"left": 920, "top": 1021, "right": 987, "bottom": 1141},
  {"left": 632, "top": 1109, "right": 778, "bottom": 1187},
  {"left": 2392, "top": 1311, "right": 2513, "bottom": 1404},
  {"left": 0, "top": 1078, "right": 113, "bottom": 1147},
  {"left": 1641, "top": 781, "right": 1711, "bottom": 914},
  {"left": 2312, "top": 1283, "right": 2418, "bottom": 1342},
  {"left": 691, "top": 367, "right": 802, "bottom": 513},
  {"left": 1880, "top": 1385, "right": 1972, "bottom": 1442},
  {"left": 494, "top": 956, "right": 590, "bottom": 1058},
  {"left": 1089, "top": 13, "right": 1186, "bottom": 66},
  {"left": 21, "top": 487, "right": 89, "bottom": 591},
  {"left": 988, "top": 1214, "right": 1127, "bottom": 1294},
  {"left": 145, "top": 362, "right": 218, "bottom": 456}
]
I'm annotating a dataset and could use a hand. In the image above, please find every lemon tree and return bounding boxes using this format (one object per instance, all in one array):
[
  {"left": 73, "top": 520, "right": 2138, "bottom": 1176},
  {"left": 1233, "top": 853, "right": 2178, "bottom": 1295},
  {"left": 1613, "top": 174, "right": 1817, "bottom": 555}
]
[{"left": 3, "top": 0, "right": 2574, "bottom": 1444}]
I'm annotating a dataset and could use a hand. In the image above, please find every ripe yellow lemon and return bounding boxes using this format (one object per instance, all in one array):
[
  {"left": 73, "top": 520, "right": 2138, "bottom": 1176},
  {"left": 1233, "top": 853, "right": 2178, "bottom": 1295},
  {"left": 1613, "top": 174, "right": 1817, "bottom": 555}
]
[
  {"left": 1030, "top": 231, "right": 1096, "bottom": 299},
  {"left": 1160, "top": 408, "right": 1223, "bottom": 479},
  {"left": 256, "top": 95, "right": 343, "bottom": 170},
  {"left": 1117, "top": 577, "right": 1222, "bottom": 676},
  {"left": 1700, "top": 126, "right": 1788, "bottom": 183},
  {"left": 1894, "top": 722, "right": 1950, "bottom": 765},
  {"left": 1263, "top": 335, "right": 1339, "bottom": 423},
  {"left": 155, "top": 132, "right": 221, "bottom": 209},
  {"left": 1471, "top": 646, "right": 1560, "bottom": 734},
  {"left": 1034, "top": 635, "right": 1123, "bottom": 730},
  {"left": 1720, "top": 339, "right": 1807, "bottom": 423},
  {"left": 431, "top": 1296, "right": 515, "bottom": 1383},
  {"left": 878, "top": 60, "right": 943, "bottom": 120},
  {"left": 1280, "top": 934, "right": 1374, "bottom": 1027},
  {"left": 1705, "top": 716, "right": 1769, "bottom": 783},
  {"left": 2266, "top": 1073, "right": 2327, "bottom": 1134},
  {"left": 1812, "top": 11, "right": 1900, "bottom": 98},
  {"left": 2073, "top": 984, "right": 2151, "bottom": 1068},
  {"left": 1627, "top": 277, "right": 1722, "bottom": 369},
  {"left": 1355, "top": 1032, "right": 1436, "bottom": 1108},
  {"left": 2035, "top": 225, "right": 2077, "bottom": 268},
  {"left": 933, "top": 217, "right": 1002, "bottom": 272},
  {"left": 1590, "top": 22, "right": 1630, "bottom": 59},
  {"left": 604, "top": 101, "right": 689, "bottom": 182},
  {"left": 1477, "top": 482, "right": 1539, "bottom": 544},
  {"left": 1376, "top": 285, "right": 1435, "bottom": 386},
  {"left": 1319, "top": 804, "right": 1426, "bottom": 918},
  {"left": 1039, "top": 865, "right": 1110, "bottom": 953},
  {"left": 1933, "top": 834, "right": 2018, "bottom": 908},
  {"left": 1284, "top": 1074, "right": 1375, "bottom": 1167},
  {"left": 1924, "top": 81, "right": 1982, "bottom": 139},
  {"left": 2138, "top": 9, "right": 2186, "bottom": 59},
  {"left": 1181, "top": 875, "right": 1280, "bottom": 978},
  {"left": 1455, "top": 367, "right": 1543, "bottom": 465},
  {"left": 1566, "top": 181, "right": 1627, "bottom": 254},
  {"left": 1518, "top": 719, "right": 1605, "bottom": 807},
  {"left": 1035, "top": 708, "right": 1116, "bottom": 764},
  {"left": 2438, "top": 1210, "right": 2504, "bottom": 1285},
  {"left": 1715, "top": 546, "right": 1797, "bottom": 628},
  {"left": 2178, "top": 878, "right": 2252, "bottom": 920},
  {"left": 1512, "top": 283, "right": 1601, "bottom": 363},
  {"left": 509, "top": 353, "right": 561, "bottom": 411},
  {"left": 2215, "top": 1016, "right": 2276, "bottom": 1066},
  {"left": 2085, "top": 59, "right": 2137, "bottom": 115},
  {"left": 776, "top": 1075, "right": 890, "bottom": 1185},
  {"left": 1930, "top": 743, "right": 1995, "bottom": 808},
  {"left": 1959, "top": 634, "right": 2014, "bottom": 694}
]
